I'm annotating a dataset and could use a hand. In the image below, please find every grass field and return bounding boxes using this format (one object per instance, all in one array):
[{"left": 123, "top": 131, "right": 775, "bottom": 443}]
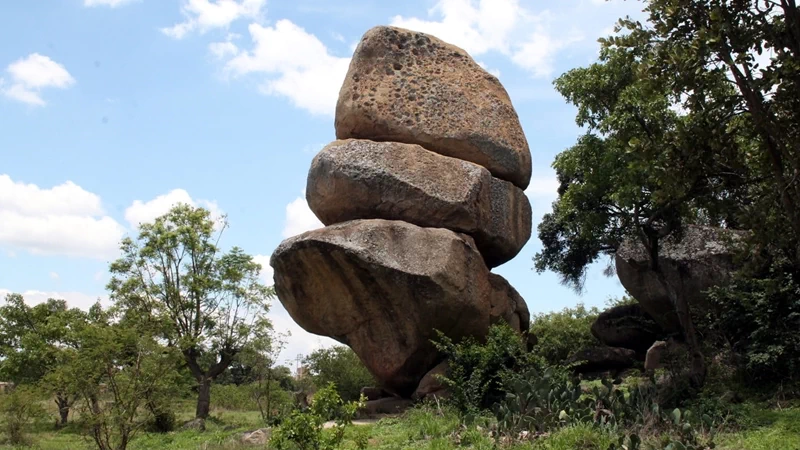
[{"left": 2, "top": 395, "right": 799, "bottom": 450}]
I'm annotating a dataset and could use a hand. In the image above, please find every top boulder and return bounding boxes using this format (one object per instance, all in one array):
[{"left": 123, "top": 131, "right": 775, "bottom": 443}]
[{"left": 335, "top": 26, "right": 532, "bottom": 190}]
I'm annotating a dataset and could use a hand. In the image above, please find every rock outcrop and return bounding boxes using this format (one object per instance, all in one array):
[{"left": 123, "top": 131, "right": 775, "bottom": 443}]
[
  {"left": 591, "top": 303, "right": 663, "bottom": 354},
  {"left": 271, "top": 25, "right": 533, "bottom": 399},
  {"left": 567, "top": 347, "right": 638, "bottom": 374},
  {"left": 615, "top": 225, "right": 746, "bottom": 331},
  {"left": 335, "top": 26, "right": 532, "bottom": 189},
  {"left": 307, "top": 139, "right": 531, "bottom": 267}
]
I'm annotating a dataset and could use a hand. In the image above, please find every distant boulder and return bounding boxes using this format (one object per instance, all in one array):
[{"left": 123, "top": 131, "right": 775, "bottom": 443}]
[
  {"left": 615, "top": 225, "right": 747, "bottom": 331},
  {"left": 591, "top": 303, "right": 663, "bottom": 354},
  {"left": 567, "top": 346, "right": 637, "bottom": 373}
]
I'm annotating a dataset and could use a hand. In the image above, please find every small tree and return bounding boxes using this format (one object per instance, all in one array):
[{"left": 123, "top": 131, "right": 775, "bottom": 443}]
[
  {"left": 107, "top": 204, "right": 274, "bottom": 419},
  {"left": 247, "top": 330, "right": 291, "bottom": 424},
  {"left": 304, "top": 346, "right": 375, "bottom": 402},
  {"left": 0, "top": 293, "right": 88, "bottom": 426},
  {"left": 64, "top": 303, "right": 182, "bottom": 450},
  {"left": 0, "top": 385, "right": 46, "bottom": 445}
]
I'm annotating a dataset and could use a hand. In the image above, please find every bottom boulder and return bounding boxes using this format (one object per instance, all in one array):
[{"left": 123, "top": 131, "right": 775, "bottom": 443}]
[{"left": 271, "top": 219, "right": 529, "bottom": 397}]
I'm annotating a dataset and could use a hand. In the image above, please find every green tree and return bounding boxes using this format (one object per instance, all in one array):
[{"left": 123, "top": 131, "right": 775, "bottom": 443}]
[
  {"left": 246, "top": 329, "right": 291, "bottom": 424},
  {"left": 531, "top": 0, "right": 797, "bottom": 387},
  {"left": 61, "top": 303, "right": 182, "bottom": 450},
  {"left": 529, "top": 304, "right": 600, "bottom": 366},
  {"left": 0, "top": 385, "right": 47, "bottom": 445},
  {"left": 615, "top": 0, "right": 800, "bottom": 259},
  {"left": 107, "top": 204, "right": 275, "bottom": 419},
  {"left": 0, "top": 293, "right": 88, "bottom": 426},
  {"left": 303, "top": 346, "right": 375, "bottom": 402}
]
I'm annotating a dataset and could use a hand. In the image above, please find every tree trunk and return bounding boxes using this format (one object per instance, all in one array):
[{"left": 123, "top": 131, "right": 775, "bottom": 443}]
[
  {"left": 656, "top": 269, "right": 706, "bottom": 388},
  {"left": 196, "top": 378, "right": 212, "bottom": 419},
  {"left": 55, "top": 394, "right": 70, "bottom": 427}
]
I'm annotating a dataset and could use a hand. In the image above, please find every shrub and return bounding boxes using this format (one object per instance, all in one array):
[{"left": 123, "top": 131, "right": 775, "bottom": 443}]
[
  {"left": 304, "top": 346, "right": 375, "bottom": 402},
  {"left": 211, "top": 383, "right": 257, "bottom": 411},
  {"left": 704, "top": 259, "right": 800, "bottom": 383},
  {"left": 270, "top": 382, "right": 365, "bottom": 450},
  {"left": 529, "top": 303, "right": 600, "bottom": 366},
  {"left": 0, "top": 385, "right": 46, "bottom": 445},
  {"left": 432, "top": 322, "right": 532, "bottom": 416}
]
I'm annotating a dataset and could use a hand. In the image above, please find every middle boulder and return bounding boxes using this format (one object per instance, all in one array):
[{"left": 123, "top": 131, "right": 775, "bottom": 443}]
[{"left": 306, "top": 139, "right": 532, "bottom": 267}]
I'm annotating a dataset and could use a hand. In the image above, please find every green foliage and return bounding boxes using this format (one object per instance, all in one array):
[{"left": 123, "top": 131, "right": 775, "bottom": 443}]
[
  {"left": 270, "top": 382, "right": 365, "bottom": 450},
  {"left": 106, "top": 204, "right": 275, "bottom": 419},
  {"left": 210, "top": 384, "right": 258, "bottom": 411},
  {"left": 0, "top": 386, "right": 46, "bottom": 446},
  {"left": 0, "top": 293, "right": 89, "bottom": 426},
  {"left": 528, "top": 304, "right": 600, "bottom": 366},
  {"left": 432, "top": 323, "right": 532, "bottom": 416},
  {"left": 60, "top": 305, "right": 183, "bottom": 450},
  {"left": 704, "top": 260, "right": 800, "bottom": 383},
  {"left": 494, "top": 366, "right": 583, "bottom": 435},
  {"left": 303, "top": 346, "right": 374, "bottom": 402}
]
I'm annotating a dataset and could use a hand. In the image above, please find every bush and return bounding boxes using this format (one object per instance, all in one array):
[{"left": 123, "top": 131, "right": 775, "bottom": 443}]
[
  {"left": 270, "top": 382, "right": 365, "bottom": 450},
  {"left": 304, "top": 346, "right": 375, "bottom": 402},
  {"left": 432, "top": 322, "right": 533, "bottom": 416},
  {"left": 211, "top": 383, "right": 258, "bottom": 411},
  {"left": 704, "top": 259, "right": 800, "bottom": 383},
  {"left": 0, "top": 385, "right": 46, "bottom": 445},
  {"left": 529, "top": 303, "right": 600, "bottom": 366}
]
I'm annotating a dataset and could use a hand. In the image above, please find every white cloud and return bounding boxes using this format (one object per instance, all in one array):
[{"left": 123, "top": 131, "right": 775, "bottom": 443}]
[
  {"left": 525, "top": 175, "right": 560, "bottom": 199},
  {"left": 391, "top": 0, "right": 522, "bottom": 56},
  {"left": 282, "top": 192, "right": 323, "bottom": 238},
  {"left": 269, "top": 303, "right": 337, "bottom": 363},
  {"left": 391, "top": 0, "right": 583, "bottom": 79},
  {"left": 221, "top": 20, "right": 351, "bottom": 116},
  {"left": 0, "top": 288, "right": 110, "bottom": 311},
  {"left": 1, "top": 53, "right": 75, "bottom": 106},
  {"left": 161, "top": 0, "right": 266, "bottom": 39},
  {"left": 252, "top": 254, "right": 274, "bottom": 286},
  {"left": 525, "top": 174, "right": 560, "bottom": 221},
  {"left": 83, "top": 0, "right": 137, "bottom": 7},
  {"left": 512, "top": 31, "right": 584, "bottom": 78},
  {"left": 49, "top": 272, "right": 59, "bottom": 280},
  {"left": 209, "top": 41, "right": 239, "bottom": 59},
  {"left": 0, "top": 175, "right": 125, "bottom": 259},
  {"left": 124, "top": 188, "right": 223, "bottom": 228}
]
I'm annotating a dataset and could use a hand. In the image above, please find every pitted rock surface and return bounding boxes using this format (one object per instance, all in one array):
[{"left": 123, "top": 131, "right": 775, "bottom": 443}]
[
  {"left": 615, "top": 225, "right": 747, "bottom": 331},
  {"left": 270, "top": 219, "right": 500, "bottom": 397},
  {"left": 335, "top": 25, "right": 532, "bottom": 189},
  {"left": 306, "top": 139, "right": 531, "bottom": 267}
]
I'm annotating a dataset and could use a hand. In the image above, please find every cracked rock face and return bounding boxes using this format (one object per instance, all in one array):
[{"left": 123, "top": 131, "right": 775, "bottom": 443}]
[
  {"left": 307, "top": 139, "right": 532, "bottom": 267},
  {"left": 335, "top": 25, "right": 532, "bottom": 189}
]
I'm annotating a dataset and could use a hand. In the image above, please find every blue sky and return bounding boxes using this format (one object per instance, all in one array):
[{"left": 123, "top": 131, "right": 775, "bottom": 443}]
[{"left": 0, "top": 0, "right": 643, "bottom": 365}]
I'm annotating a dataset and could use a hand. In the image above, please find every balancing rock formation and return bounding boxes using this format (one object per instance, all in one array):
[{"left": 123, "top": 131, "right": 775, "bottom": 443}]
[{"left": 270, "top": 25, "right": 533, "bottom": 398}]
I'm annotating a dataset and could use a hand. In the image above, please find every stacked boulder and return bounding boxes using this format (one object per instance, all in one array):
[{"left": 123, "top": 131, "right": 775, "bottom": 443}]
[{"left": 270, "top": 26, "right": 533, "bottom": 398}]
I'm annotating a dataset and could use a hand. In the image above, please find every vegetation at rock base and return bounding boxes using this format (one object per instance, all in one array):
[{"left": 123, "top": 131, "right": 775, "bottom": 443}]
[{"left": 303, "top": 347, "right": 376, "bottom": 403}]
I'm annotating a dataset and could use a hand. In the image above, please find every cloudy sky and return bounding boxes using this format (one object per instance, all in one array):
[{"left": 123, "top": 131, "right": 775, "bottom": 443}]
[{"left": 0, "top": 0, "right": 643, "bottom": 366}]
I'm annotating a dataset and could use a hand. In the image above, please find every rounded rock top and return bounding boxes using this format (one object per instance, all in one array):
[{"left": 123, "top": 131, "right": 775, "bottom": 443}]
[{"left": 334, "top": 25, "right": 533, "bottom": 190}]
